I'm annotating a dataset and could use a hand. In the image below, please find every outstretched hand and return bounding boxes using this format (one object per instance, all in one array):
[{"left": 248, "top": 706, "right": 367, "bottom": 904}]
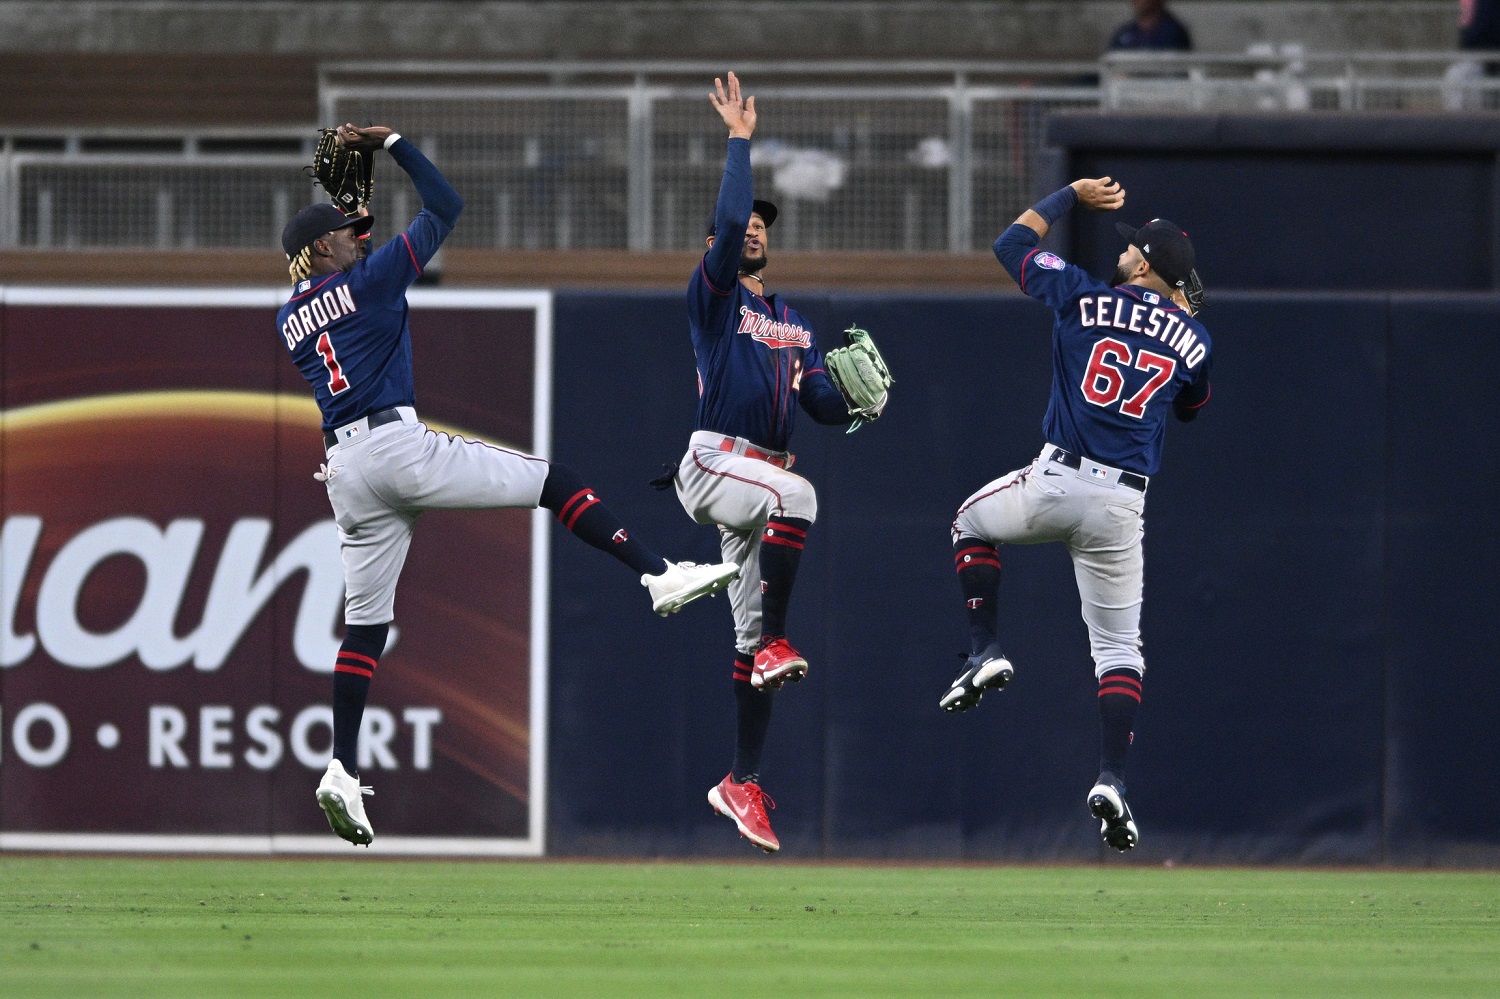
[
  {"left": 709, "top": 72, "right": 756, "bottom": 139},
  {"left": 1071, "top": 176, "right": 1125, "bottom": 211},
  {"left": 336, "top": 123, "right": 395, "bottom": 152}
]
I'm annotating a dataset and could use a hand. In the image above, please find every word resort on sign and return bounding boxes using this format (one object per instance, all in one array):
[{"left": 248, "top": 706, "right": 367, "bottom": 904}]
[{"left": 0, "top": 703, "right": 443, "bottom": 773}]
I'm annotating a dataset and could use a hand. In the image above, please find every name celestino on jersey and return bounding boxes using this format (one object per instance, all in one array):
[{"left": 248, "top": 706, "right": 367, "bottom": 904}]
[
  {"left": 281, "top": 283, "right": 358, "bottom": 350},
  {"left": 1078, "top": 293, "right": 1207, "bottom": 369},
  {"left": 736, "top": 305, "right": 811, "bottom": 349}
]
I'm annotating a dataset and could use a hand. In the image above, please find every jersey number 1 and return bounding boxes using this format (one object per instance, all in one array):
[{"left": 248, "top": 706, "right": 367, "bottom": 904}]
[
  {"left": 315, "top": 332, "right": 351, "bottom": 395},
  {"left": 1081, "top": 338, "right": 1175, "bottom": 419}
]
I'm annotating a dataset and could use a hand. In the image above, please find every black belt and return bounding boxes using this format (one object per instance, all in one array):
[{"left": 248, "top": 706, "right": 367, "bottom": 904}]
[
  {"left": 1048, "top": 447, "right": 1148, "bottom": 492},
  {"left": 324, "top": 407, "right": 403, "bottom": 450}
]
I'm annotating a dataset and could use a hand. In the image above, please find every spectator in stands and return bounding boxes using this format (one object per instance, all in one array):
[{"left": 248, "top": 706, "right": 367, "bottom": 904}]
[
  {"left": 1462, "top": 0, "right": 1500, "bottom": 49},
  {"left": 1109, "top": 0, "right": 1192, "bottom": 52},
  {"left": 1446, "top": 0, "right": 1500, "bottom": 109}
]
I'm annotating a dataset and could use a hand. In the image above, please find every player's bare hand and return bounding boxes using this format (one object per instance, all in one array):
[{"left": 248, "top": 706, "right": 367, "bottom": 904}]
[
  {"left": 336, "top": 123, "right": 395, "bottom": 151},
  {"left": 710, "top": 72, "right": 757, "bottom": 139},
  {"left": 1071, "top": 177, "right": 1125, "bottom": 211}
]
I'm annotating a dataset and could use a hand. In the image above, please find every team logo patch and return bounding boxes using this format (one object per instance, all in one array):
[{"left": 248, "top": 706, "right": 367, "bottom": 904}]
[
  {"left": 1034, "top": 252, "right": 1065, "bottom": 271},
  {"left": 297, "top": 280, "right": 311, "bottom": 293},
  {"left": 1143, "top": 291, "right": 1160, "bottom": 304}
]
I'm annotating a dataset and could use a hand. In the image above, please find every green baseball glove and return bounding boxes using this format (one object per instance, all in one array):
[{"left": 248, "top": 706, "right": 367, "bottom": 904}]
[
  {"left": 824, "top": 325, "right": 893, "bottom": 432},
  {"left": 309, "top": 127, "right": 374, "bottom": 216}
]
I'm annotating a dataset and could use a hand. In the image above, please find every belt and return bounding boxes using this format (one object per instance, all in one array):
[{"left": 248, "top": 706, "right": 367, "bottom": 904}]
[
  {"left": 1048, "top": 447, "right": 1148, "bottom": 492},
  {"left": 718, "top": 436, "right": 793, "bottom": 470},
  {"left": 325, "top": 407, "right": 404, "bottom": 450}
]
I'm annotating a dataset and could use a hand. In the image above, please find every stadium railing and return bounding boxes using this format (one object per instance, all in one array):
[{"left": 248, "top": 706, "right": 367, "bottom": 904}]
[{"left": 2, "top": 55, "right": 1494, "bottom": 253}]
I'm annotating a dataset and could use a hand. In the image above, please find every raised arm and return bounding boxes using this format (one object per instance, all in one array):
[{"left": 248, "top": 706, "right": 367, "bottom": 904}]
[
  {"left": 702, "top": 73, "right": 756, "bottom": 290},
  {"left": 336, "top": 124, "right": 463, "bottom": 228},
  {"left": 993, "top": 178, "right": 1124, "bottom": 284}
]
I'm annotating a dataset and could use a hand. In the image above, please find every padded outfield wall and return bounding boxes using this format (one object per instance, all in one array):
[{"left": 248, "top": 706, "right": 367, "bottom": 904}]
[
  {"left": 0, "top": 287, "right": 1491, "bottom": 863},
  {"left": 547, "top": 288, "right": 1499, "bottom": 864}
]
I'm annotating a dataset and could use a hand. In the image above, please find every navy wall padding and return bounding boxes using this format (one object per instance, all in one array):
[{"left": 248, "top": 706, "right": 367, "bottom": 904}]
[
  {"left": 1044, "top": 112, "right": 1500, "bottom": 291},
  {"left": 546, "top": 288, "right": 1500, "bottom": 864}
]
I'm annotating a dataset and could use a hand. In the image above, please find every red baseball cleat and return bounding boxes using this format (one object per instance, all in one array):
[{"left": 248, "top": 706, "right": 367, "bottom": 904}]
[
  {"left": 752, "top": 637, "right": 808, "bottom": 689},
  {"left": 707, "top": 774, "right": 780, "bottom": 852}
]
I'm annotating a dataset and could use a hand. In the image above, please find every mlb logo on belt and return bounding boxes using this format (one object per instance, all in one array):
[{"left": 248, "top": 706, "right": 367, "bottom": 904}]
[
  {"left": 343, "top": 426, "right": 361, "bottom": 440},
  {"left": 1088, "top": 465, "right": 1108, "bottom": 479}
]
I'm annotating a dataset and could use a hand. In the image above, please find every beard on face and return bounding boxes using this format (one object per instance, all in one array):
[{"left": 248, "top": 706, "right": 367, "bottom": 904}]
[
  {"left": 740, "top": 249, "right": 768, "bottom": 275},
  {"left": 1111, "top": 263, "right": 1135, "bottom": 287}
]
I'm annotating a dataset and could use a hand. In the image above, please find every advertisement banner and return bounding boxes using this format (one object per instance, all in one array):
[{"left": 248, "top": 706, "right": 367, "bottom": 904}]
[{"left": 0, "top": 288, "right": 551, "bottom": 855}]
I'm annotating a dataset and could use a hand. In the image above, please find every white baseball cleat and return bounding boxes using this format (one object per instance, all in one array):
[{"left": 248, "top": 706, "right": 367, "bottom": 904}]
[
  {"left": 316, "top": 759, "right": 374, "bottom": 847},
  {"left": 643, "top": 560, "right": 740, "bottom": 616},
  {"left": 1088, "top": 773, "right": 1139, "bottom": 852}
]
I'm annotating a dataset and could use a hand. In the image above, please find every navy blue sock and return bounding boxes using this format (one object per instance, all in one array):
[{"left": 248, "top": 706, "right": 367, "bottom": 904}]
[
  {"left": 540, "top": 462, "right": 668, "bottom": 576},
  {"left": 953, "top": 535, "right": 1001, "bottom": 655},
  {"left": 1098, "top": 667, "right": 1143, "bottom": 778},
  {"left": 731, "top": 652, "right": 774, "bottom": 783},
  {"left": 758, "top": 516, "right": 810, "bottom": 640},
  {"left": 332, "top": 622, "right": 389, "bottom": 779}
]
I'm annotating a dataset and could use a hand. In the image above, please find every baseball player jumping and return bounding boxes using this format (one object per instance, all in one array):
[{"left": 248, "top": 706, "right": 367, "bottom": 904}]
[
  {"left": 277, "top": 123, "right": 739, "bottom": 847},
  {"left": 671, "top": 74, "right": 887, "bottom": 853},
  {"left": 941, "top": 177, "right": 1211, "bottom": 851}
]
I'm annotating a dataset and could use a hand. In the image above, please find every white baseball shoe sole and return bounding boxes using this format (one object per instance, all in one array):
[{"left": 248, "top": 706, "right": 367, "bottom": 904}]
[
  {"left": 644, "top": 560, "right": 740, "bottom": 616},
  {"left": 1087, "top": 779, "right": 1139, "bottom": 852},
  {"left": 939, "top": 643, "right": 1013, "bottom": 712},
  {"left": 316, "top": 759, "right": 374, "bottom": 847}
]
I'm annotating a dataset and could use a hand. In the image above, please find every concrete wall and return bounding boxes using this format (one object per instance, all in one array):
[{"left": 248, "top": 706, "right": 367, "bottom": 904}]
[{"left": 0, "top": 2, "right": 1460, "bottom": 60}]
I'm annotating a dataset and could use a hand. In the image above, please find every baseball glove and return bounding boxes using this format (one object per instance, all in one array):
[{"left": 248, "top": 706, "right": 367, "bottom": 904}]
[
  {"left": 824, "top": 325, "right": 893, "bottom": 431},
  {"left": 1180, "top": 268, "right": 1205, "bottom": 317},
  {"left": 309, "top": 127, "right": 374, "bottom": 216}
]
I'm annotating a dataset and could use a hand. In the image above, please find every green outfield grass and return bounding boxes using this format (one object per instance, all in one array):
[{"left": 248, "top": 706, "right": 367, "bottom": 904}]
[{"left": 0, "top": 857, "right": 1496, "bottom": 998}]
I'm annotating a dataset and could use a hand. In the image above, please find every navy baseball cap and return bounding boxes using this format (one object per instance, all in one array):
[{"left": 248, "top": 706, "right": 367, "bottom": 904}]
[
  {"left": 1115, "top": 219, "right": 1195, "bottom": 289},
  {"left": 706, "top": 198, "right": 779, "bottom": 237},
  {"left": 281, "top": 204, "right": 373, "bottom": 259}
]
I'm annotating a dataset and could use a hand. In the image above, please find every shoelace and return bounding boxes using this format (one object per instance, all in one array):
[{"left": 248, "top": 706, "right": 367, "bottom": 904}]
[{"left": 742, "top": 782, "right": 775, "bottom": 822}]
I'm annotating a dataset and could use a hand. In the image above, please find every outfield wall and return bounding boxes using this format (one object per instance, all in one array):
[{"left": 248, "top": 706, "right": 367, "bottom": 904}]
[
  {"left": 0, "top": 286, "right": 1492, "bottom": 864},
  {"left": 547, "top": 288, "right": 1500, "bottom": 864}
]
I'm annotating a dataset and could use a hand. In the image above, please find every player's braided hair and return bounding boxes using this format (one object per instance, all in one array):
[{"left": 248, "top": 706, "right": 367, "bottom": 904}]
[{"left": 288, "top": 245, "right": 314, "bottom": 282}]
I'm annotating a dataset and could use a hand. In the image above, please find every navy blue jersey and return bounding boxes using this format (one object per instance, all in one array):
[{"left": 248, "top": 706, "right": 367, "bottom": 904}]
[
  {"left": 1109, "top": 10, "right": 1192, "bottom": 51},
  {"left": 687, "top": 138, "right": 848, "bottom": 452},
  {"left": 996, "top": 224, "right": 1211, "bottom": 477},
  {"left": 276, "top": 138, "right": 462, "bottom": 431}
]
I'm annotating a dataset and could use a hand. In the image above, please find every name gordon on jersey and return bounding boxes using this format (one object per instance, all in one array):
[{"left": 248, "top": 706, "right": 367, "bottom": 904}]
[
  {"left": 736, "top": 306, "right": 811, "bottom": 349},
  {"left": 1079, "top": 293, "right": 1207, "bottom": 370},
  {"left": 280, "top": 283, "right": 358, "bottom": 350}
]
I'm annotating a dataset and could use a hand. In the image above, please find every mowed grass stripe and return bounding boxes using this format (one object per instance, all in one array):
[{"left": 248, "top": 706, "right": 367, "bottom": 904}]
[{"left": 0, "top": 859, "right": 1496, "bottom": 998}]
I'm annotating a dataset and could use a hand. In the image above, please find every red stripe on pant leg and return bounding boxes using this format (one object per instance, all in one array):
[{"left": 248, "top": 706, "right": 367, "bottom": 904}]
[
  {"left": 762, "top": 534, "right": 804, "bottom": 550},
  {"left": 335, "top": 663, "right": 375, "bottom": 679},
  {"left": 1098, "top": 685, "right": 1142, "bottom": 702},
  {"left": 563, "top": 497, "right": 601, "bottom": 530}
]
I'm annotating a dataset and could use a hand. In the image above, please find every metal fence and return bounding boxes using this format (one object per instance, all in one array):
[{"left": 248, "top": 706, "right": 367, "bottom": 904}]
[
  {"left": 3, "top": 55, "right": 1498, "bottom": 253},
  {"left": 319, "top": 62, "right": 1099, "bottom": 253},
  {"left": 1102, "top": 49, "right": 1500, "bottom": 112}
]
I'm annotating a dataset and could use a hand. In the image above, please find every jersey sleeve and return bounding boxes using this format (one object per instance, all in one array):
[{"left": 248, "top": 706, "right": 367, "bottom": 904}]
[
  {"left": 353, "top": 138, "right": 463, "bottom": 306},
  {"left": 798, "top": 339, "right": 850, "bottom": 425},
  {"left": 1173, "top": 356, "right": 1212, "bottom": 422},
  {"left": 688, "top": 137, "right": 753, "bottom": 330},
  {"left": 994, "top": 223, "right": 1092, "bottom": 311}
]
